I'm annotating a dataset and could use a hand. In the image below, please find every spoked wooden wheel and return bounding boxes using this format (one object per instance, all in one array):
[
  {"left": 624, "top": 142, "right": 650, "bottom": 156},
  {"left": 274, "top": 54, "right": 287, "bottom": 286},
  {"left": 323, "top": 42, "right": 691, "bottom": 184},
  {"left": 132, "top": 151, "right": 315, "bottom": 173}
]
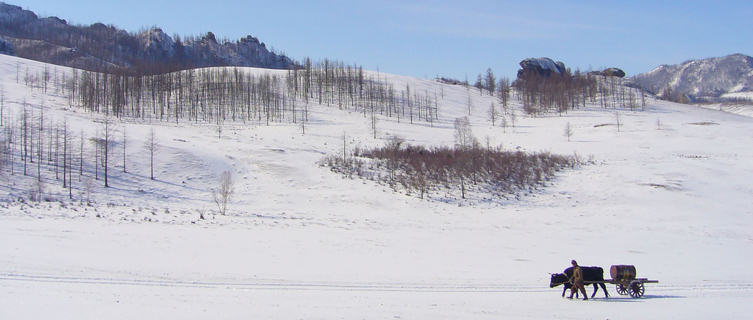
[
  {"left": 616, "top": 284, "right": 628, "bottom": 295},
  {"left": 628, "top": 281, "right": 645, "bottom": 298}
]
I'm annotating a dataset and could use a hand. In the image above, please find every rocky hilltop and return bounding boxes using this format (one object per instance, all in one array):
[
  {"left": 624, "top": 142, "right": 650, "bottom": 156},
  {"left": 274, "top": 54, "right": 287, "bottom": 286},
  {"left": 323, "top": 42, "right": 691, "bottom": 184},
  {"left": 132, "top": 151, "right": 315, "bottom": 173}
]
[
  {"left": 0, "top": 2, "right": 296, "bottom": 73},
  {"left": 517, "top": 57, "right": 567, "bottom": 78},
  {"left": 629, "top": 53, "right": 753, "bottom": 102}
]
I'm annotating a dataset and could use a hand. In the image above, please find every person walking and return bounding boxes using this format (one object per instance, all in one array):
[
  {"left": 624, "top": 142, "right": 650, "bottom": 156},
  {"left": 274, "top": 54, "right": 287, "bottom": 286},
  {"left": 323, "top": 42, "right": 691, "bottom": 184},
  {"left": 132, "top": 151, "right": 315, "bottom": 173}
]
[{"left": 569, "top": 260, "right": 588, "bottom": 300}]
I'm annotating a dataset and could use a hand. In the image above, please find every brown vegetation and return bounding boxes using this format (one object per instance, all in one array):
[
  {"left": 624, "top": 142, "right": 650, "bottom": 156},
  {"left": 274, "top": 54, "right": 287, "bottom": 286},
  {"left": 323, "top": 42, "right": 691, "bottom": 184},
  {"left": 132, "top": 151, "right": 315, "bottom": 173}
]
[{"left": 321, "top": 140, "right": 581, "bottom": 202}]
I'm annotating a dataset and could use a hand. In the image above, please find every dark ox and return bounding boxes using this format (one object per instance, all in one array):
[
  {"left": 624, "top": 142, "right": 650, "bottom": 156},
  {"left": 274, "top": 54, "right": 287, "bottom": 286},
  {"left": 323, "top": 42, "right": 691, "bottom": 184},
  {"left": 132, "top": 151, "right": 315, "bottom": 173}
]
[{"left": 549, "top": 266, "right": 609, "bottom": 298}]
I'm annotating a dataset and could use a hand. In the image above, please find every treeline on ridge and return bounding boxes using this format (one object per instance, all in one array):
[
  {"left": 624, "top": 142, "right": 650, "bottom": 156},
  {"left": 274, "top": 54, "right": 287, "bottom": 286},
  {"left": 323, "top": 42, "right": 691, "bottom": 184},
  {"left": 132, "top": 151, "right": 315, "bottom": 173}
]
[{"left": 20, "top": 59, "right": 440, "bottom": 131}]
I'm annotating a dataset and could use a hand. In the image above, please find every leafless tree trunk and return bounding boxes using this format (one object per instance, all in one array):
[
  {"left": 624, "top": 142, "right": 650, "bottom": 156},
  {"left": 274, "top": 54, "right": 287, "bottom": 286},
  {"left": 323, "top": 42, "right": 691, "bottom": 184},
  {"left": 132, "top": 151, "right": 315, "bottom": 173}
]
[
  {"left": 122, "top": 128, "right": 127, "bottom": 173},
  {"left": 0, "top": 87, "right": 4, "bottom": 127},
  {"left": 97, "top": 118, "right": 114, "bottom": 187},
  {"left": 488, "top": 102, "right": 497, "bottom": 126},
  {"left": 213, "top": 170, "right": 234, "bottom": 215},
  {"left": 454, "top": 117, "right": 476, "bottom": 149},
  {"left": 63, "top": 120, "right": 68, "bottom": 188},
  {"left": 79, "top": 130, "right": 84, "bottom": 180},
  {"left": 37, "top": 105, "right": 43, "bottom": 181},
  {"left": 144, "top": 127, "right": 158, "bottom": 180},
  {"left": 22, "top": 102, "right": 28, "bottom": 176},
  {"left": 564, "top": 122, "right": 573, "bottom": 142},
  {"left": 342, "top": 132, "right": 347, "bottom": 163},
  {"left": 615, "top": 111, "right": 621, "bottom": 132},
  {"left": 370, "top": 105, "right": 377, "bottom": 139}
]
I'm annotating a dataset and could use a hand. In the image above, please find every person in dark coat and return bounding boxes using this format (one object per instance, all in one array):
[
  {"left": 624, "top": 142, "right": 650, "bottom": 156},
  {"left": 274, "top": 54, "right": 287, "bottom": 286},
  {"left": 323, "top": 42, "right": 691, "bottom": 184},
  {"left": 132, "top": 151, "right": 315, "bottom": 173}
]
[{"left": 568, "top": 260, "right": 588, "bottom": 300}]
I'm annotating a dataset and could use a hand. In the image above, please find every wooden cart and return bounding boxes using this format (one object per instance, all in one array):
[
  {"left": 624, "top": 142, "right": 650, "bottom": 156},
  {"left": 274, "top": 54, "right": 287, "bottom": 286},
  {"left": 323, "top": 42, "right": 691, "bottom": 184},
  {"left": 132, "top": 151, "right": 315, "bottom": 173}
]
[{"left": 586, "top": 265, "right": 659, "bottom": 298}]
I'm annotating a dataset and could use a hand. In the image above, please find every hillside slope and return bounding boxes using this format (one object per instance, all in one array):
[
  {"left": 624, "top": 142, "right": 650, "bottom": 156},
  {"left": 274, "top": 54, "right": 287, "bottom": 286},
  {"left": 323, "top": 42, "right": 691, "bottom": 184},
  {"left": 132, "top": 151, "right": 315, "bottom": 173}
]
[{"left": 1, "top": 55, "right": 753, "bottom": 319}]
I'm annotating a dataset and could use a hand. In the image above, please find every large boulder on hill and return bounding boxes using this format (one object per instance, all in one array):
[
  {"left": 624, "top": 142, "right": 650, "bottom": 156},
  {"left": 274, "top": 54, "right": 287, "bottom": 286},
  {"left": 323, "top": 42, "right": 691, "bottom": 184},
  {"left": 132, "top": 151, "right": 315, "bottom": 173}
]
[
  {"left": 0, "top": 36, "right": 13, "bottom": 55},
  {"left": 590, "top": 67, "right": 626, "bottom": 78},
  {"left": 602, "top": 67, "right": 626, "bottom": 78},
  {"left": 517, "top": 57, "right": 567, "bottom": 78}
]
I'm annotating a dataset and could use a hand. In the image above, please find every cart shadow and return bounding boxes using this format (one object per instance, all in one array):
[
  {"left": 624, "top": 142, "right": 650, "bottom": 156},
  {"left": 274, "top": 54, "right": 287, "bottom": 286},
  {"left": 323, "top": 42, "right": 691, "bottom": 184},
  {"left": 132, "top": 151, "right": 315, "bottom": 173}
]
[
  {"left": 585, "top": 294, "right": 685, "bottom": 302},
  {"left": 641, "top": 294, "right": 685, "bottom": 299}
]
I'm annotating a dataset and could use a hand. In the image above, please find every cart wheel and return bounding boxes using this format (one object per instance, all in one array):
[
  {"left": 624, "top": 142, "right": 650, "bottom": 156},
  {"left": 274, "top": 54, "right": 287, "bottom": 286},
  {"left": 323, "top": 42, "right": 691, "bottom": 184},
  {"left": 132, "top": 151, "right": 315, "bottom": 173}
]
[
  {"left": 628, "top": 281, "right": 645, "bottom": 298},
  {"left": 616, "top": 284, "right": 628, "bottom": 295}
]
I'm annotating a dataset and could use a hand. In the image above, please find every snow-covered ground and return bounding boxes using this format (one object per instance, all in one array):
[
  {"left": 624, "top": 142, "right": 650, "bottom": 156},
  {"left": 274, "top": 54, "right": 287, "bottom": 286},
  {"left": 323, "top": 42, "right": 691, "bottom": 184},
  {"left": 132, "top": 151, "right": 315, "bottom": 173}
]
[
  {"left": 698, "top": 102, "right": 753, "bottom": 118},
  {"left": 701, "top": 91, "right": 753, "bottom": 118},
  {"left": 1, "top": 54, "right": 753, "bottom": 319}
]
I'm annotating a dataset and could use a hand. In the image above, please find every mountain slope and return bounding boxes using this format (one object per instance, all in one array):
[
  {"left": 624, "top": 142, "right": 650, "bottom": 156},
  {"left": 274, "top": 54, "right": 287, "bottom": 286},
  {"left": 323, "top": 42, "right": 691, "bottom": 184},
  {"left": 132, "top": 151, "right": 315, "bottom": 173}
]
[
  {"left": 0, "top": 2, "right": 295, "bottom": 72},
  {"left": 629, "top": 53, "right": 753, "bottom": 102}
]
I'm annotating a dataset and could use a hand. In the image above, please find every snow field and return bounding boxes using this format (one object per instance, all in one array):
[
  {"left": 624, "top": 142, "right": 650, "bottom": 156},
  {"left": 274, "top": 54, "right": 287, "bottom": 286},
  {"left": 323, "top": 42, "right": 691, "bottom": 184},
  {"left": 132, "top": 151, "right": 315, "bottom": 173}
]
[{"left": 1, "top": 54, "right": 753, "bottom": 319}]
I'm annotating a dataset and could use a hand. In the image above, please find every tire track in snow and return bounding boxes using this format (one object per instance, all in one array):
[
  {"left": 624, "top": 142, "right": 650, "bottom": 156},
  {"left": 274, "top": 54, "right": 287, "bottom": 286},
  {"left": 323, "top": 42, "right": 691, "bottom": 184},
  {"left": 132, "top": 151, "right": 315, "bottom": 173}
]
[
  {"left": 0, "top": 272, "right": 545, "bottom": 293},
  {"left": 2, "top": 272, "right": 752, "bottom": 294}
]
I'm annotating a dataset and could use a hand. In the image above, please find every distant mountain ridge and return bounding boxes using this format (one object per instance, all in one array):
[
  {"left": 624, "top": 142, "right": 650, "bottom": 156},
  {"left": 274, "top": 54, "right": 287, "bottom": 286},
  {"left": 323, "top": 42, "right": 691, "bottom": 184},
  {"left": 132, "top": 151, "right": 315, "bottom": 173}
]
[
  {"left": 0, "top": 2, "right": 296, "bottom": 73},
  {"left": 629, "top": 53, "right": 753, "bottom": 102}
]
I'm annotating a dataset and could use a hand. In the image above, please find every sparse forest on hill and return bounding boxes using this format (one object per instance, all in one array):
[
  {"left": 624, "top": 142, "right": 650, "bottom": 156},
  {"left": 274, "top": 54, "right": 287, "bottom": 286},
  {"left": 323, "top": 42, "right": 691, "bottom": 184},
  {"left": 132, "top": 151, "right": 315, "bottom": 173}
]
[{"left": 0, "top": 52, "right": 655, "bottom": 205}]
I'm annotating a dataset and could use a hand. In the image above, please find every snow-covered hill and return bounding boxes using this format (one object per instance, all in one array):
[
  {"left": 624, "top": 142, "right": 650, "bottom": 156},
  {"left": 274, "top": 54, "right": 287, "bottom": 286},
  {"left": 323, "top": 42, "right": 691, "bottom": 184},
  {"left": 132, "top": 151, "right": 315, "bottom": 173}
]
[
  {"left": 629, "top": 53, "right": 753, "bottom": 102},
  {"left": 1, "top": 54, "right": 753, "bottom": 319}
]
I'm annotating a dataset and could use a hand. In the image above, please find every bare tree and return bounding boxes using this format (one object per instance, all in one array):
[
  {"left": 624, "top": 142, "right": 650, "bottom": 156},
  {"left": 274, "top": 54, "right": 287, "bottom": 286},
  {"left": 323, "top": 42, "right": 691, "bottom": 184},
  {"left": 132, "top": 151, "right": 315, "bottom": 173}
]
[
  {"left": 488, "top": 102, "right": 497, "bottom": 126},
  {"left": 341, "top": 132, "right": 347, "bottom": 163},
  {"left": 79, "top": 130, "right": 84, "bottom": 180},
  {"left": 122, "top": 128, "right": 127, "bottom": 173},
  {"left": 386, "top": 135, "right": 404, "bottom": 183},
  {"left": 474, "top": 74, "right": 483, "bottom": 94},
  {"left": 0, "top": 86, "right": 4, "bottom": 127},
  {"left": 454, "top": 117, "right": 476, "bottom": 149},
  {"left": 213, "top": 170, "right": 234, "bottom": 215},
  {"left": 90, "top": 135, "right": 99, "bottom": 181},
  {"left": 615, "top": 111, "right": 621, "bottom": 132},
  {"left": 300, "top": 102, "right": 307, "bottom": 135},
  {"left": 101, "top": 118, "right": 113, "bottom": 187},
  {"left": 510, "top": 111, "right": 517, "bottom": 133},
  {"left": 467, "top": 94, "right": 473, "bottom": 116},
  {"left": 62, "top": 120, "right": 68, "bottom": 188},
  {"left": 408, "top": 162, "right": 428, "bottom": 200},
  {"left": 370, "top": 104, "right": 377, "bottom": 139},
  {"left": 31, "top": 178, "right": 43, "bottom": 202},
  {"left": 484, "top": 68, "right": 496, "bottom": 96},
  {"left": 82, "top": 176, "right": 93, "bottom": 204},
  {"left": 37, "top": 105, "right": 43, "bottom": 181},
  {"left": 497, "top": 77, "right": 510, "bottom": 109},
  {"left": 564, "top": 122, "right": 573, "bottom": 142},
  {"left": 22, "top": 101, "right": 29, "bottom": 176},
  {"left": 144, "top": 127, "right": 158, "bottom": 180},
  {"left": 641, "top": 90, "right": 646, "bottom": 111},
  {"left": 68, "top": 130, "right": 74, "bottom": 199},
  {"left": 7, "top": 119, "right": 15, "bottom": 175}
]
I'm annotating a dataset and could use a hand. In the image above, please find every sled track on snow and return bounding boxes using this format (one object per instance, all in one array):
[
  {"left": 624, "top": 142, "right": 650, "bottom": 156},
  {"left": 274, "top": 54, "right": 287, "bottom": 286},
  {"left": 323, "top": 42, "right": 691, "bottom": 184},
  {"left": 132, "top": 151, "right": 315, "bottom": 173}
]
[
  {"left": 2, "top": 272, "right": 752, "bottom": 294},
  {"left": 0, "top": 272, "right": 544, "bottom": 293}
]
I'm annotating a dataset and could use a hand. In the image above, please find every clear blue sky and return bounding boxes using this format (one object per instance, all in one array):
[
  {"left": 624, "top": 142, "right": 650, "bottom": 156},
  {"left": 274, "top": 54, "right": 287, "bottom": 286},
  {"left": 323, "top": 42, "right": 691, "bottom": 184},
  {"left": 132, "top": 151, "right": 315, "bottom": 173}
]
[{"left": 10, "top": 0, "right": 753, "bottom": 79}]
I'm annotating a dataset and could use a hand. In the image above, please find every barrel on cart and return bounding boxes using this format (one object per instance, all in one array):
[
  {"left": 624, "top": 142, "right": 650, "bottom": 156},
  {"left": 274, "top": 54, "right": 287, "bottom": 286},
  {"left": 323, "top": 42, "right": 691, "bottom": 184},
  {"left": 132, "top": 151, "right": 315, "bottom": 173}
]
[{"left": 585, "top": 264, "right": 658, "bottom": 298}]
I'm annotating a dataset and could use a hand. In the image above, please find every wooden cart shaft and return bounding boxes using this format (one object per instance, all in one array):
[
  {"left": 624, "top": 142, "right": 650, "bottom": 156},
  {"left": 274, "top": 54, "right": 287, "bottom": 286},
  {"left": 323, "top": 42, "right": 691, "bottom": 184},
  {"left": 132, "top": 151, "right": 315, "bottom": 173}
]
[{"left": 584, "top": 278, "right": 659, "bottom": 285}]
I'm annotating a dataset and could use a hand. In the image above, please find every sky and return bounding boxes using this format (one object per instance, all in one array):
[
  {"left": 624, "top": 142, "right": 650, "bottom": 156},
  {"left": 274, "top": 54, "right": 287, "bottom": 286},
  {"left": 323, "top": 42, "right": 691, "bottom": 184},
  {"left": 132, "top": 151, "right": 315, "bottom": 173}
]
[{"left": 9, "top": 0, "right": 753, "bottom": 80}]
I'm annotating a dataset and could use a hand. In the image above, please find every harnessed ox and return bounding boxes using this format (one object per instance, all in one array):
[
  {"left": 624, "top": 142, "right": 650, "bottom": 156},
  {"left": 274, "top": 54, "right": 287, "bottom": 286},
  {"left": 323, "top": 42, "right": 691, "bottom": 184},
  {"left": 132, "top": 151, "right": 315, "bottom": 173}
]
[{"left": 549, "top": 266, "right": 609, "bottom": 298}]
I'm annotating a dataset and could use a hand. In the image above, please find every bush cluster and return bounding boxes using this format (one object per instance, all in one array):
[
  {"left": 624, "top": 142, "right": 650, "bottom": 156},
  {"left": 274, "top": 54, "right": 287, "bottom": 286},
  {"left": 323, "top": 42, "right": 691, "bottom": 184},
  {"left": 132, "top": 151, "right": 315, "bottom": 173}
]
[{"left": 322, "top": 141, "right": 580, "bottom": 202}]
